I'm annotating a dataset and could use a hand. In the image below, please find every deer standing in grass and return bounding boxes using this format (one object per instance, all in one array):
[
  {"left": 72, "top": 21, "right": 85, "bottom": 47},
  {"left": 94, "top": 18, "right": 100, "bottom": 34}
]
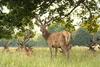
[{"left": 35, "top": 15, "right": 71, "bottom": 59}]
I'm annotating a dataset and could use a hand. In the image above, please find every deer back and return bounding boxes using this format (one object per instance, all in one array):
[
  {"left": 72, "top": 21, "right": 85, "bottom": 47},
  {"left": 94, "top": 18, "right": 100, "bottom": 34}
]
[{"left": 47, "top": 31, "right": 67, "bottom": 47}]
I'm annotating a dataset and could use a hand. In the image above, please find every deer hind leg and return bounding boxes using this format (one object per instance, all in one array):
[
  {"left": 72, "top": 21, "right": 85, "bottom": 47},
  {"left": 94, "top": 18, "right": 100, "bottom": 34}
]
[{"left": 61, "top": 45, "right": 69, "bottom": 59}]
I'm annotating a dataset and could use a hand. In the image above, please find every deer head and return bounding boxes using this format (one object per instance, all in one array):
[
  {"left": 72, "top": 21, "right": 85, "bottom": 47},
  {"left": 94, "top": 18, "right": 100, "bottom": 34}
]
[{"left": 35, "top": 15, "right": 53, "bottom": 33}]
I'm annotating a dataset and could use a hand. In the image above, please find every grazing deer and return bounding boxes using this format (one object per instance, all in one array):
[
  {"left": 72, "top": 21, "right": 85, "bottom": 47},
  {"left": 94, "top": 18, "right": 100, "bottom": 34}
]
[
  {"left": 35, "top": 15, "right": 71, "bottom": 59},
  {"left": 1, "top": 41, "right": 12, "bottom": 53}
]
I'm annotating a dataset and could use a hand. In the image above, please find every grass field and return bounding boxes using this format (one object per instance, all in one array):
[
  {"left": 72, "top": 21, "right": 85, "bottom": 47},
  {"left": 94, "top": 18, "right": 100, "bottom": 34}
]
[{"left": 0, "top": 46, "right": 100, "bottom": 67}]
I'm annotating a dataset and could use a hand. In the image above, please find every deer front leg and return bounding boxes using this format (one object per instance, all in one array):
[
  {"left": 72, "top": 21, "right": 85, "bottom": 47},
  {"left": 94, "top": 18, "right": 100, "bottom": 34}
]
[{"left": 55, "top": 48, "right": 58, "bottom": 56}]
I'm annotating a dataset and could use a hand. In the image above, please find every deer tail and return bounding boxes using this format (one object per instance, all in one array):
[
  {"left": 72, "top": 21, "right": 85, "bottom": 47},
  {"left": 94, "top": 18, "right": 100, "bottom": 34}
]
[{"left": 65, "top": 32, "right": 71, "bottom": 46}]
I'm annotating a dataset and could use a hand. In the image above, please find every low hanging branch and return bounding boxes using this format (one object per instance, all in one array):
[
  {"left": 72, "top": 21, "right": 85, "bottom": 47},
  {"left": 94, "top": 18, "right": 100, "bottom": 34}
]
[
  {"left": 83, "top": 2, "right": 92, "bottom": 18},
  {"left": 65, "top": 0, "right": 85, "bottom": 17},
  {"left": 65, "top": 0, "right": 92, "bottom": 18}
]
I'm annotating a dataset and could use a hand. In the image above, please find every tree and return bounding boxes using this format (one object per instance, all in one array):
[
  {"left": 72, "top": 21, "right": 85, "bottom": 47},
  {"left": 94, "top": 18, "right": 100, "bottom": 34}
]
[
  {"left": 53, "top": 17, "right": 75, "bottom": 32},
  {"left": 0, "top": 0, "right": 100, "bottom": 39},
  {"left": 81, "top": 16, "right": 100, "bottom": 33},
  {"left": 47, "top": 23, "right": 63, "bottom": 33},
  {"left": 72, "top": 27, "right": 92, "bottom": 46},
  {"left": 94, "top": 30, "right": 100, "bottom": 38}
]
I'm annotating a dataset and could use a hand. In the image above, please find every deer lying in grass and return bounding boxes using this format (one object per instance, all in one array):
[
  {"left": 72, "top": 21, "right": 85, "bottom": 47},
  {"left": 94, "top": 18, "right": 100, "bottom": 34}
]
[
  {"left": 86, "top": 39, "right": 96, "bottom": 52},
  {"left": 23, "top": 44, "right": 35, "bottom": 56},
  {"left": 16, "top": 31, "right": 35, "bottom": 51},
  {"left": 1, "top": 41, "right": 12, "bottom": 53},
  {"left": 35, "top": 15, "right": 71, "bottom": 59},
  {"left": 92, "top": 36, "right": 100, "bottom": 49}
]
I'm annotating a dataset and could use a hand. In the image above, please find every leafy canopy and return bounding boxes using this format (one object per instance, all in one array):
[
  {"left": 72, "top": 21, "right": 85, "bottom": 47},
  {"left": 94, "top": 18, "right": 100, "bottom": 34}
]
[{"left": 0, "top": 0, "right": 100, "bottom": 39}]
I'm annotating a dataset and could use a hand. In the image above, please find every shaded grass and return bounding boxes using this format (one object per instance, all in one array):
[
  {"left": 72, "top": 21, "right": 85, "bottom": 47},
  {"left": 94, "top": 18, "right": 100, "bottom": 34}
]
[{"left": 0, "top": 47, "right": 100, "bottom": 67}]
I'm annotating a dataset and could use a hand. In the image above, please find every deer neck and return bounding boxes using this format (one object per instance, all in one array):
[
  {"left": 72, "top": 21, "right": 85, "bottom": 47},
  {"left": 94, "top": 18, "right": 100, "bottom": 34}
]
[{"left": 42, "top": 30, "right": 51, "bottom": 40}]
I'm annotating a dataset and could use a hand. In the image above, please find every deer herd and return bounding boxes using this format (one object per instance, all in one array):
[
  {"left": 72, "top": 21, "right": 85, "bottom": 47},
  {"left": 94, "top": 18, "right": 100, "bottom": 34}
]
[{"left": 1, "top": 15, "right": 100, "bottom": 60}]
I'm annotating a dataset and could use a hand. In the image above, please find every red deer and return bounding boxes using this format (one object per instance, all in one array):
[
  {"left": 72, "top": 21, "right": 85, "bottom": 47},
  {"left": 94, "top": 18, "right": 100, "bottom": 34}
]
[
  {"left": 35, "top": 15, "right": 71, "bottom": 59},
  {"left": 1, "top": 41, "right": 12, "bottom": 53},
  {"left": 92, "top": 36, "right": 100, "bottom": 49},
  {"left": 23, "top": 44, "right": 35, "bottom": 56},
  {"left": 16, "top": 31, "right": 35, "bottom": 51}
]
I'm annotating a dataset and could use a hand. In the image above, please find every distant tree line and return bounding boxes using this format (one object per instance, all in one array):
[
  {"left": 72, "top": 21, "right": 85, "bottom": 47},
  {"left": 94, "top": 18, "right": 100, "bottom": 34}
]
[{"left": 0, "top": 24, "right": 100, "bottom": 47}]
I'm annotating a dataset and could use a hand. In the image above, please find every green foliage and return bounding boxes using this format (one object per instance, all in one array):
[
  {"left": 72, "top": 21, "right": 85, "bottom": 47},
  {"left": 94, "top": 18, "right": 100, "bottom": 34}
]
[
  {"left": 0, "top": 0, "right": 100, "bottom": 39},
  {"left": 35, "top": 34, "right": 48, "bottom": 47},
  {"left": 48, "top": 23, "right": 63, "bottom": 33},
  {"left": 14, "top": 29, "right": 36, "bottom": 39},
  {"left": 0, "top": 25, "right": 14, "bottom": 39},
  {"left": 0, "top": 0, "right": 36, "bottom": 39},
  {"left": 64, "top": 22, "right": 75, "bottom": 32},
  {"left": 72, "top": 27, "right": 92, "bottom": 46},
  {"left": 94, "top": 30, "right": 100, "bottom": 38},
  {"left": 53, "top": 17, "right": 75, "bottom": 32},
  {"left": 81, "top": 16, "right": 100, "bottom": 33}
]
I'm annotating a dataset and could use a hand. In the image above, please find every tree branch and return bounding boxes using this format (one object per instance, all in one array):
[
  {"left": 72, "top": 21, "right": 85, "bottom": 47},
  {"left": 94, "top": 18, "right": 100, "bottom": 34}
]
[
  {"left": 65, "top": 0, "right": 85, "bottom": 17},
  {"left": 82, "top": 2, "right": 92, "bottom": 18}
]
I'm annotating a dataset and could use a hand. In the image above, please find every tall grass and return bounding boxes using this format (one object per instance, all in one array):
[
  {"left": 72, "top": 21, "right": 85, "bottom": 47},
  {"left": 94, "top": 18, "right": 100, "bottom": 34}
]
[{"left": 0, "top": 47, "right": 100, "bottom": 67}]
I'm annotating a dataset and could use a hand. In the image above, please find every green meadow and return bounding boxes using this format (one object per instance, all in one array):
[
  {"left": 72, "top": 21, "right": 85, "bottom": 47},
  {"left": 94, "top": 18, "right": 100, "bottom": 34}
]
[{"left": 0, "top": 47, "right": 100, "bottom": 67}]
